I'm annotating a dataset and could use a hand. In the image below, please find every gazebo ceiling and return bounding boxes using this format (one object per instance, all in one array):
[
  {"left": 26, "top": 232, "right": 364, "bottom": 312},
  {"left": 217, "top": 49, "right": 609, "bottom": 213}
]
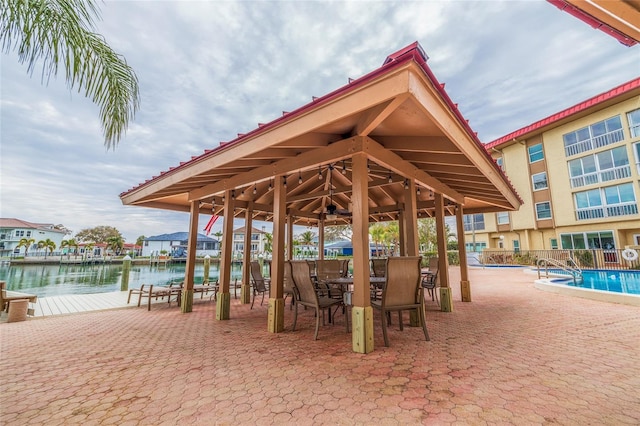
[{"left": 120, "top": 42, "right": 522, "bottom": 225}]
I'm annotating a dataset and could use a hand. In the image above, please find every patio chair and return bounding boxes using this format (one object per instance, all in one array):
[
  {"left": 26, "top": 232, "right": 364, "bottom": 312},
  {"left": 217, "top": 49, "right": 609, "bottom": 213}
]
[
  {"left": 371, "top": 258, "right": 386, "bottom": 277},
  {"left": 340, "top": 258, "right": 350, "bottom": 277},
  {"left": 422, "top": 257, "right": 439, "bottom": 306},
  {"left": 283, "top": 261, "right": 295, "bottom": 310},
  {"left": 316, "top": 259, "right": 342, "bottom": 299},
  {"left": 250, "top": 261, "right": 270, "bottom": 309},
  {"left": 289, "top": 260, "right": 342, "bottom": 340},
  {"left": 371, "top": 256, "right": 430, "bottom": 347}
]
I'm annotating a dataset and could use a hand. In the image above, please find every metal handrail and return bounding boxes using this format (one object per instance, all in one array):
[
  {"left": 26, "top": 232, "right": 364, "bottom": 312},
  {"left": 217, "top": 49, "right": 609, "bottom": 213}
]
[{"left": 537, "top": 258, "right": 583, "bottom": 284}]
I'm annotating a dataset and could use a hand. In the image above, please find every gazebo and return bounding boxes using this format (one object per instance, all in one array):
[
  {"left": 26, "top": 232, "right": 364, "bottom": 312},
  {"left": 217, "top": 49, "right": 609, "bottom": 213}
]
[{"left": 120, "top": 42, "right": 522, "bottom": 353}]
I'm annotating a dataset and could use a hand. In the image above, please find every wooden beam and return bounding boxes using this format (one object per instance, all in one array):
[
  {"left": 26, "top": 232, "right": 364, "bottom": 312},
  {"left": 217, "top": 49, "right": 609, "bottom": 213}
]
[
  {"left": 189, "top": 137, "right": 363, "bottom": 201},
  {"left": 353, "top": 94, "right": 409, "bottom": 136},
  {"left": 364, "top": 137, "right": 465, "bottom": 204}
]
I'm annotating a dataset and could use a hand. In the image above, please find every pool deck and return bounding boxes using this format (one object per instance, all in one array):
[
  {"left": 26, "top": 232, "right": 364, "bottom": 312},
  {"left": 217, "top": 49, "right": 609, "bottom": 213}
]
[{"left": 1, "top": 266, "right": 639, "bottom": 425}]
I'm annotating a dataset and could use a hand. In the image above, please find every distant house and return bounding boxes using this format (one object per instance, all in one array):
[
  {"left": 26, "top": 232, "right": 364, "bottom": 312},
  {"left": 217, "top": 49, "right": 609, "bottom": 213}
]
[
  {"left": 0, "top": 218, "right": 68, "bottom": 257},
  {"left": 323, "top": 240, "right": 380, "bottom": 257},
  {"left": 142, "top": 232, "right": 219, "bottom": 257},
  {"left": 232, "top": 226, "right": 268, "bottom": 258}
]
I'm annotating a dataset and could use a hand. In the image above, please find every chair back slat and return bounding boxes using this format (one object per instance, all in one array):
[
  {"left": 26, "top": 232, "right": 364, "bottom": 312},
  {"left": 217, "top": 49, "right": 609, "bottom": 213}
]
[
  {"left": 290, "top": 261, "right": 318, "bottom": 305},
  {"left": 383, "top": 257, "right": 422, "bottom": 306}
]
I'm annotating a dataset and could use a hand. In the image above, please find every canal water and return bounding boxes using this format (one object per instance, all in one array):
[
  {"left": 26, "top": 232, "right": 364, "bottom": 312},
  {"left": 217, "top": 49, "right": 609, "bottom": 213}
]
[{"left": 0, "top": 262, "right": 246, "bottom": 297}]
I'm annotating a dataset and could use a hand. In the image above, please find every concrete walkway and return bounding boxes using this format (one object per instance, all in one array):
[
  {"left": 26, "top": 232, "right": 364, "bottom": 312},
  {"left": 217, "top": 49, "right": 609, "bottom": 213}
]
[{"left": 1, "top": 267, "right": 639, "bottom": 425}]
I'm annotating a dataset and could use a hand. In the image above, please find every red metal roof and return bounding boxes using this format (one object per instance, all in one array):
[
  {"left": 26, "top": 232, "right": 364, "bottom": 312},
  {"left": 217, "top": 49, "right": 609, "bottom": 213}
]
[
  {"left": 485, "top": 77, "right": 640, "bottom": 149},
  {"left": 547, "top": 0, "right": 638, "bottom": 47},
  {"left": 121, "top": 42, "right": 506, "bottom": 198}
]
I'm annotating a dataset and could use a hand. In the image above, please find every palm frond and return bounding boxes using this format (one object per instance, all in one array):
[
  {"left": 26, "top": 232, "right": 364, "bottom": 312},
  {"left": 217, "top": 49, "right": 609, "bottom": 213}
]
[{"left": 1, "top": 0, "right": 139, "bottom": 149}]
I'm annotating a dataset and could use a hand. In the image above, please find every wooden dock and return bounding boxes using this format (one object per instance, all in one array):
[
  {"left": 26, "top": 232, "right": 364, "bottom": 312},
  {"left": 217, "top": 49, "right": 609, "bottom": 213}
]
[{"left": 1, "top": 291, "right": 180, "bottom": 320}]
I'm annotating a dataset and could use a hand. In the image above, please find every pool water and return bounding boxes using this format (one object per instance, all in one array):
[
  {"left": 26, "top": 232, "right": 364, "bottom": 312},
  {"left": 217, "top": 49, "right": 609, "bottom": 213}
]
[
  {"left": 0, "top": 263, "right": 245, "bottom": 297},
  {"left": 549, "top": 270, "right": 640, "bottom": 295}
]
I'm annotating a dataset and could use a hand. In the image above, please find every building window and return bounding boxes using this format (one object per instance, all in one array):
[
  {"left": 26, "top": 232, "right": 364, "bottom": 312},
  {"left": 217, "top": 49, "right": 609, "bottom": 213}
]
[
  {"left": 628, "top": 108, "right": 640, "bottom": 138},
  {"left": 15, "top": 230, "right": 24, "bottom": 237},
  {"left": 634, "top": 142, "right": 640, "bottom": 174},
  {"left": 560, "top": 231, "right": 615, "bottom": 250},
  {"left": 496, "top": 212, "right": 509, "bottom": 225},
  {"left": 234, "top": 233, "right": 244, "bottom": 241},
  {"left": 550, "top": 238, "right": 558, "bottom": 249},
  {"left": 463, "top": 214, "right": 485, "bottom": 231},
  {"left": 465, "top": 242, "right": 486, "bottom": 252},
  {"left": 528, "top": 144, "right": 544, "bottom": 163},
  {"left": 251, "top": 233, "right": 260, "bottom": 241},
  {"left": 568, "top": 146, "right": 631, "bottom": 188},
  {"left": 574, "top": 183, "right": 637, "bottom": 220},
  {"left": 535, "top": 202, "right": 552, "bottom": 220},
  {"left": 26, "top": 231, "right": 31, "bottom": 237},
  {"left": 563, "top": 115, "right": 624, "bottom": 157},
  {"left": 531, "top": 172, "right": 548, "bottom": 191}
]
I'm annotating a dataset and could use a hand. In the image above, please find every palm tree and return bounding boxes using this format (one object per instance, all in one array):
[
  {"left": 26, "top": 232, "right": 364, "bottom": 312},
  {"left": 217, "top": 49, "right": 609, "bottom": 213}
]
[
  {"left": 369, "top": 224, "right": 386, "bottom": 257},
  {"left": 16, "top": 237, "right": 35, "bottom": 257},
  {"left": 61, "top": 238, "right": 79, "bottom": 258},
  {"left": 83, "top": 242, "right": 95, "bottom": 260},
  {"left": 106, "top": 235, "right": 124, "bottom": 255},
  {"left": 263, "top": 233, "right": 273, "bottom": 255},
  {"left": 1, "top": 0, "right": 140, "bottom": 148},
  {"left": 37, "top": 239, "right": 56, "bottom": 258}
]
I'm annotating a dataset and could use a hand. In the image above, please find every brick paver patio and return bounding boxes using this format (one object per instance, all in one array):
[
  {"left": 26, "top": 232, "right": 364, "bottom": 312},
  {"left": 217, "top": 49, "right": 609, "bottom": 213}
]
[{"left": 1, "top": 267, "right": 639, "bottom": 425}]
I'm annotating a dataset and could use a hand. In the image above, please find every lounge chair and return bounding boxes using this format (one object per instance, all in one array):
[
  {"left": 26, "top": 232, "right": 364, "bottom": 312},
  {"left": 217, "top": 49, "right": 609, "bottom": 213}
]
[
  {"left": 289, "top": 260, "right": 342, "bottom": 340},
  {"left": 127, "top": 283, "right": 181, "bottom": 311},
  {"left": 371, "top": 256, "right": 430, "bottom": 347}
]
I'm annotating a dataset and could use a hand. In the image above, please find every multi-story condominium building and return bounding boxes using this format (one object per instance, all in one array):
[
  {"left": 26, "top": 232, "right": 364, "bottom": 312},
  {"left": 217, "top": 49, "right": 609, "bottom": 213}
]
[
  {"left": 465, "top": 78, "right": 640, "bottom": 258},
  {"left": 142, "top": 232, "right": 219, "bottom": 257},
  {"left": 0, "top": 218, "right": 68, "bottom": 257}
]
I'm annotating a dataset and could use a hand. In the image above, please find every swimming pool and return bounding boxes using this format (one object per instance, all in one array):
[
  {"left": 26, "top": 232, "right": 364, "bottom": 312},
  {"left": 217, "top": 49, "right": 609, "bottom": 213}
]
[
  {"left": 546, "top": 269, "right": 640, "bottom": 295},
  {"left": 534, "top": 269, "right": 640, "bottom": 306}
]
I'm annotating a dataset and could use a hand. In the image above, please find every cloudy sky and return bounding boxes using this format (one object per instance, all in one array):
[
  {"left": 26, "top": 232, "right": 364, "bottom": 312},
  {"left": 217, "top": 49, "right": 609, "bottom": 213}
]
[{"left": 1, "top": 0, "right": 638, "bottom": 242}]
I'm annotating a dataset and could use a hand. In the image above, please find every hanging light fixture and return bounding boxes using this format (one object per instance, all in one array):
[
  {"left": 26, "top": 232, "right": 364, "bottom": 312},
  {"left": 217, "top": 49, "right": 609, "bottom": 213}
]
[
  {"left": 298, "top": 170, "right": 302, "bottom": 185},
  {"left": 253, "top": 184, "right": 257, "bottom": 195},
  {"left": 318, "top": 165, "right": 323, "bottom": 180},
  {"left": 326, "top": 165, "right": 337, "bottom": 220},
  {"left": 388, "top": 172, "right": 393, "bottom": 184},
  {"left": 342, "top": 160, "right": 347, "bottom": 175},
  {"left": 417, "top": 186, "right": 421, "bottom": 196},
  {"left": 404, "top": 179, "right": 409, "bottom": 190},
  {"left": 283, "top": 176, "right": 287, "bottom": 188}
]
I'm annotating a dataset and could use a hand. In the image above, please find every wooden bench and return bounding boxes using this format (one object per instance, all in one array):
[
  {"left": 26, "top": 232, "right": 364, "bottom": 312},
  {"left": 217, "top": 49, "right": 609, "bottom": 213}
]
[{"left": 0, "top": 281, "right": 38, "bottom": 316}]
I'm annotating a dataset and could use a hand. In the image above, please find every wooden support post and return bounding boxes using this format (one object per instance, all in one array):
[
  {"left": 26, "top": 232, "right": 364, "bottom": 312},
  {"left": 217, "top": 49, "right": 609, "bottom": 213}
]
[
  {"left": 217, "top": 190, "right": 234, "bottom": 320},
  {"left": 435, "top": 193, "right": 453, "bottom": 312},
  {"left": 351, "top": 152, "right": 374, "bottom": 353},
  {"left": 181, "top": 200, "right": 199, "bottom": 313},
  {"left": 268, "top": 175, "right": 285, "bottom": 333},
  {"left": 403, "top": 180, "right": 420, "bottom": 326},
  {"left": 318, "top": 221, "right": 325, "bottom": 259},
  {"left": 241, "top": 208, "right": 252, "bottom": 304},
  {"left": 456, "top": 204, "right": 471, "bottom": 302}
]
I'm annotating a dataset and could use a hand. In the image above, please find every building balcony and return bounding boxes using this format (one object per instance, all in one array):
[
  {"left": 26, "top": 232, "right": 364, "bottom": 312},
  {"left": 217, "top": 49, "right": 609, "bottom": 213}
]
[
  {"left": 570, "top": 164, "right": 632, "bottom": 188},
  {"left": 565, "top": 129, "right": 625, "bottom": 157}
]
